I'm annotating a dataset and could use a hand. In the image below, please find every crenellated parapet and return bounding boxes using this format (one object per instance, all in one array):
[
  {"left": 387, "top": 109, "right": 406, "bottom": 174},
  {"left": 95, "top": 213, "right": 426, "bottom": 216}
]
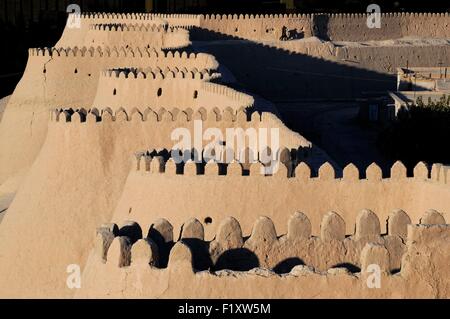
[
  {"left": 197, "top": 13, "right": 314, "bottom": 42},
  {"left": 96, "top": 211, "right": 447, "bottom": 275},
  {"left": 201, "top": 81, "right": 251, "bottom": 98},
  {"left": 193, "top": 12, "right": 450, "bottom": 42},
  {"left": 67, "top": 12, "right": 168, "bottom": 26},
  {"left": 62, "top": 12, "right": 450, "bottom": 44},
  {"left": 50, "top": 106, "right": 258, "bottom": 124},
  {"left": 89, "top": 23, "right": 171, "bottom": 33},
  {"left": 148, "top": 13, "right": 201, "bottom": 28},
  {"left": 201, "top": 13, "right": 314, "bottom": 20},
  {"left": 78, "top": 12, "right": 155, "bottom": 20},
  {"left": 25, "top": 46, "right": 219, "bottom": 91},
  {"left": 84, "top": 21, "right": 191, "bottom": 50},
  {"left": 27, "top": 46, "right": 216, "bottom": 63},
  {"left": 48, "top": 104, "right": 310, "bottom": 154},
  {"left": 313, "top": 12, "right": 450, "bottom": 41},
  {"left": 100, "top": 66, "right": 218, "bottom": 81},
  {"left": 74, "top": 12, "right": 200, "bottom": 27},
  {"left": 56, "top": 13, "right": 168, "bottom": 48},
  {"left": 28, "top": 46, "right": 149, "bottom": 58}
]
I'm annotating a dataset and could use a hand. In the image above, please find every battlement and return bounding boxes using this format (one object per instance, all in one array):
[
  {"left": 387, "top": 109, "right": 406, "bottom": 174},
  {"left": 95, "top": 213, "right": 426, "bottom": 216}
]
[
  {"left": 89, "top": 23, "right": 174, "bottom": 33},
  {"left": 200, "top": 82, "right": 253, "bottom": 102},
  {"left": 201, "top": 13, "right": 314, "bottom": 20},
  {"left": 75, "top": 219, "right": 449, "bottom": 297},
  {"left": 192, "top": 12, "right": 450, "bottom": 42},
  {"left": 78, "top": 12, "right": 155, "bottom": 20},
  {"left": 28, "top": 46, "right": 201, "bottom": 59},
  {"left": 96, "top": 212, "right": 447, "bottom": 275},
  {"left": 50, "top": 106, "right": 259, "bottom": 124},
  {"left": 27, "top": 46, "right": 219, "bottom": 73},
  {"left": 132, "top": 152, "right": 439, "bottom": 182},
  {"left": 90, "top": 68, "right": 254, "bottom": 111},
  {"left": 100, "top": 66, "right": 217, "bottom": 81},
  {"left": 66, "top": 12, "right": 168, "bottom": 27},
  {"left": 199, "top": 12, "right": 450, "bottom": 21},
  {"left": 84, "top": 21, "right": 190, "bottom": 50},
  {"left": 321, "top": 12, "right": 450, "bottom": 18},
  {"left": 148, "top": 13, "right": 202, "bottom": 28},
  {"left": 152, "top": 13, "right": 201, "bottom": 20},
  {"left": 77, "top": 12, "right": 450, "bottom": 22}
]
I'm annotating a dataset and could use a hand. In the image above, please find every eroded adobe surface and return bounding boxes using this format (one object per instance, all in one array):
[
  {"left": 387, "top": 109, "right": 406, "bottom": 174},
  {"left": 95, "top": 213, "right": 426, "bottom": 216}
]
[{"left": 77, "top": 217, "right": 449, "bottom": 298}]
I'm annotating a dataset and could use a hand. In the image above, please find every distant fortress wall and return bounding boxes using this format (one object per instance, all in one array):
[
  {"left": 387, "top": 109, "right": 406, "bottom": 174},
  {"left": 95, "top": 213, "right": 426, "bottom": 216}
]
[
  {"left": 191, "top": 13, "right": 450, "bottom": 42},
  {"left": 85, "top": 24, "right": 191, "bottom": 49},
  {"left": 315, "top": 13, "right": 450, "bottom": 41},
  {"left": 198, "top": 14, "right": 314, "bottom": 42},
  {"left": 58, "top": 12, "right": 450, "bottom": 45}
]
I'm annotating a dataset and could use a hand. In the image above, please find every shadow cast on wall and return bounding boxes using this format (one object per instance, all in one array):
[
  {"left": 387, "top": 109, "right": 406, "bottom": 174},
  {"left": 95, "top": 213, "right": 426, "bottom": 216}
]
[
  {"left": 189, "top": 27, "right": 397, "bottom": 101},
  {"left": 214, "top": 248, "right": 260, "bottom": 272}
]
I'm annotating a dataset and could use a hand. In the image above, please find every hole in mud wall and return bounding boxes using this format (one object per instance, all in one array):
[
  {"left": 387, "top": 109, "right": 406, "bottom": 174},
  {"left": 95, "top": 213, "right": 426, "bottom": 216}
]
[
  {"left": 193, "top": 90, "right": 198, "bottom": 99},
  {"left": 235, "top": 27, "right": 238, "bottom": 32},
  {"left": 157, "top": 88, "right": 162, "bottom": 97},
  {"left": 43, "top": 68, "right": 46, "bottom": 74},
  {"left": 204, "top": 217, "right": 212, "bottom": 224},
  {"left": 74, "top": 68, "right": 78, "bottom": 74},
  {"left": 113, "top": 88, "right": 117, "bottom": 96}
]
